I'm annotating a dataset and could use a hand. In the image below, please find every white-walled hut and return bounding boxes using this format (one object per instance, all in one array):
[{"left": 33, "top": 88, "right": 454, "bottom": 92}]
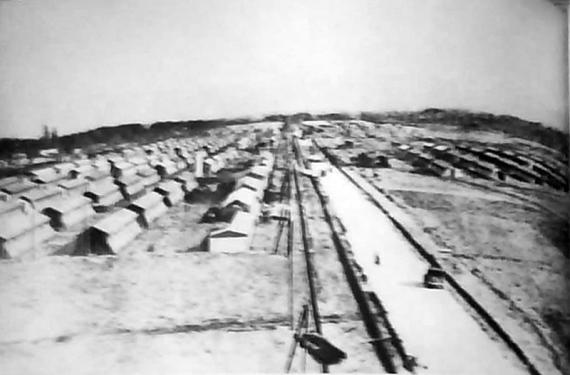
[
  {"left": 0, "top": 202, "right": 55, "bottom": 258},
  {"left": 174, "top": 159, "right": 187, "bottom": 172},
  {"left": 111, "top": 161, "right": 137, "bottom": 179},
  {"left": 268, "top": 203, "right": 290, "bottom": 221},
  {"left": 0, "top": 199, "right": 26, "bottom": 217},
  {"left": 174, "top": 171, "right": 198, "bottom": 194},
  {"left": 53, "top": 162, "right": 76, "bottom": 176},
  {"left": 74, "top": 158, "right": 92, "bottom": 168},
  {"left": 28, "top": 167, "right": 63, "bottom": 184},
  {"left": 137, "top": 166, "right": 161, "bottom": 188},
  {"left": 126, "top": 191, "right": 168, "bottom": 228},
  {"left": 84, "top": 177, "right": 123, "bottom": 209},
  {"left": 0, "top": 176, "right": 21, "bottom": 189},
  {"left": 236, "top": 176, "right": 265, "bottom": 199},
  {"left": 259, "top": 151, "right": 275, "bottom": 168},
  {"left": 247, "top": 165, "right": 271, "bottom": 185},
  {"left": 0, "top": 180, "right": 38, "bottom": 199},
  {"left": 115, "top": 174, "right": 146, "bottom": 201},
  {"left": 19, "top": 185, "right": 64, "bottom": 211},
  {"left": 58, "top": 178, "right": 90, "bottom": 195},
  {"left": 222, "top": 187, "right": 261, "bottom": 214},
  {"left": 42, "top": 195, "right": 95, "bottom": 231},
  {"left": 128, "top": 156, "right": 150, "bottom": 172},
  {"left": 208, "top": 210, "right": 256, "bottom": 253},
  {"left": 93, "top": 159, "right": 111, "bottom": 173},
  {"left": 89, "top": 208, "right": 142, "bottom": 255},
  {"left": 154, "top": 180, "right": 184, "bottom": 207},
  {"left": 69, "top": 164, "right": 95, "bottom": 179},
  {"left": 107, "top": 155, "right": 124, "bottom": 167},
  {"left": 154, "top": 159, "right": 178, "bottom": 178},
  {"left": 0, "top": 177, "right": 28, "bottom": 201},
  {"left": 0, "top": 190, "right": 9, "bottom": 202},
  {"left": 307, "top": 154, "right": 330, "bottom": 176},
  {"left": 84, "top": 169, "right": 110, "bottom": 182}
]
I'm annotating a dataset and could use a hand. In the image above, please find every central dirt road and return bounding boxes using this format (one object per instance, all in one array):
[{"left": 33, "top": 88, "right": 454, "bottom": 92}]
[{"left": 320, "top": 167, "right": 528, "bottom": 374}]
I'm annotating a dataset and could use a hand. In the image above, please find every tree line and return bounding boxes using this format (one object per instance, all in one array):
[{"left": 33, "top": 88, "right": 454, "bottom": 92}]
[{"left": 1, "top": 109, "right": 566, "bottom": 159}]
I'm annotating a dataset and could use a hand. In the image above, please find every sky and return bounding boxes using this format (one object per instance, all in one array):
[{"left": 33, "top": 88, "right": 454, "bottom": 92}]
[{"left": 0, "top": 0, "right": 567, "bottom": 138}]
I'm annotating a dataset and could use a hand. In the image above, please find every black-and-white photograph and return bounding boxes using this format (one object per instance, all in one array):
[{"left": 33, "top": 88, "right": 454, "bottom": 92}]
[{"left": 0, "top": 0, "right": 568, "bottom": 373}]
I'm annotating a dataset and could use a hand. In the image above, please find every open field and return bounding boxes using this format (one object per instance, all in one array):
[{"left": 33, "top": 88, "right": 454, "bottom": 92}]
[{"left": 360, "top": 166, "right": 570, "bottom": 374}]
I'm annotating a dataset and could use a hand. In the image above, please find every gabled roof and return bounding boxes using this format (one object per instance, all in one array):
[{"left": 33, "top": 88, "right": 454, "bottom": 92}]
[
  {"left": 248, "top": 165, "right": 271, "bottom": 179},
  {"left": 72, "top": 165, "right": 94, "bottom": 174},
  {"left": 137, "top": 167, "right": 158, "bottom": 178},
  {"left": 0, "top": 210, "right": 50, "bottom": 240},
  {"left": 54, "top": 162, "right": 75, "bottom": 174},
  {"left": 43, "top": 195, "right": 92, "bottom": 214},
  {"left": 58, "top": 179, "right": 89, "bottom": 190},
  {"left": 29, "top": 167, "right": 61, "bottom": 183},
  {"left": 128, "top": 192, "right": 164, "bottom": 210},
  {"left": 74, "top": 159, "right": 92, "bottom": 167},
  {"left": 116, "top": 174, "right": 142, "bottom": 186},
  {"left": 210, "top": 210, "right": 255, "bottom": 238},
  {"left": 0, "top": 177, "right": 20, "bottom": 189},
  {"left": 174, "top": 171, "right": 194, "bottom": 184},
  {"left": 20, "top": 185, "right": 62, "bottom": 203},
  {"left": 222, "top": 187, "right": 258, "bottom": 209},
  {"left": 128, "top": 157, "right": 148, "bottom": 166},
  {"left": 84, "top": 169, "right": 110, "bottom": 181},
  {"left": 237, "top": 176, "right": 265, "bottom": 192},
  {"left": 88, "top": 178, "right": 119, "bottom": 196},
  {"left": 107, "top": 155, "right": 124, "bottom": 164},
  {"left": 113, "top": 161, "right": 136, "bottom": 171},
  {"left": 307, "top": 154, "right": 324, "bottom": 162},
  {"left": 0, "top": 200, "right": 26, "bottom": 216},
  {"left": 155, "top": 180, "right": 183, "bottom": 196},
  {"left": 92, "top": 209, "right": 138, "bottom": 235}
]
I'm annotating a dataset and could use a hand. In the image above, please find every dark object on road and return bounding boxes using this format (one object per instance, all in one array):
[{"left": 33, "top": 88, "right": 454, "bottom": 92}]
[
  {"left": 423, "top": 266, "right": 446, "bottom": 289},
  {"left": 295, "top": 332, "right": 347, "bottom": 366},
  {"left": 374, "top": 254, "right": 380, "bottom": 265}
]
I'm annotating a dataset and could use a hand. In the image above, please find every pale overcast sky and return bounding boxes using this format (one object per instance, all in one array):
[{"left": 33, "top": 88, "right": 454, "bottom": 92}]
[{"left": 0, "top": 0, "right": 567, "bottom": 138}]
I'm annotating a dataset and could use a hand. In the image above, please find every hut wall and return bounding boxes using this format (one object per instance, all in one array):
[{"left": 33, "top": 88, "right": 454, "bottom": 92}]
[
  {"left": 89, "top": 210, "right": 142, "bottom": 254},
  {"left": 43, "top": 197, "right": 95, "bottom": 231},
  {"left": 118, "top": 178, "right": 146, "bottom": 200},
  {"left": 127, "top": 192, "right": 168, "bottom": 228},
  {"left": 0, "top": 211, "right": 55, "bottom": 258},
  {"left": 139, "top": 173, "right": 161, "bottom": 188},
  {"left": 60, "top": 203, "right": 95, "bottom": 230},
  {"left": 85, "top": 178, "right": 123, "bottom": 207},
  {"left": 208, "top": 234, "right": 251, "bottom": 253},
  {"left": 20, "top": 188, "right": 64, "bottom": 212},
  {"left": 154, "top": 181, "right": 184, "bottom": 207}
]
